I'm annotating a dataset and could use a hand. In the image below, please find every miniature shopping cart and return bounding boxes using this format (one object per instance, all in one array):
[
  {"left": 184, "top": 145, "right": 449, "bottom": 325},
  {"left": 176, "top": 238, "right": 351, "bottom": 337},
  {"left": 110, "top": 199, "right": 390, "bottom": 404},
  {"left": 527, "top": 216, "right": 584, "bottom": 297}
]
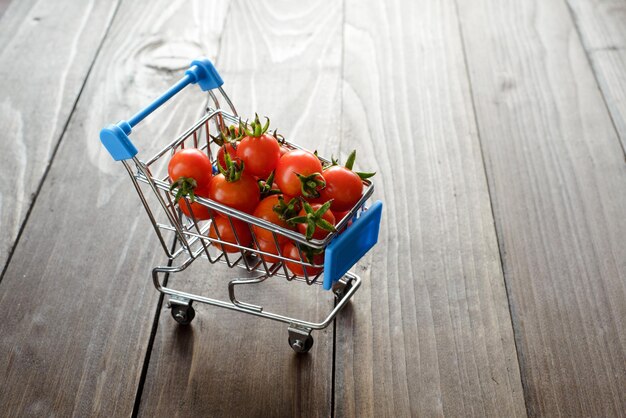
[{"left": 100, "top": 58, "right": 382, "bottom": 353}]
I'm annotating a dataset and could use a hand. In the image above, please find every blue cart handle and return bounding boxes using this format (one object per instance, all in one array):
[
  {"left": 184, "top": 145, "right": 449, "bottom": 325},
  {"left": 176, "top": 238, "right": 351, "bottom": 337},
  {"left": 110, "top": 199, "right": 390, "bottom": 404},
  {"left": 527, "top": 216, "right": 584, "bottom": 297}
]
[{"left": 100, "top": 58, "right": 223, "bottom": 161}]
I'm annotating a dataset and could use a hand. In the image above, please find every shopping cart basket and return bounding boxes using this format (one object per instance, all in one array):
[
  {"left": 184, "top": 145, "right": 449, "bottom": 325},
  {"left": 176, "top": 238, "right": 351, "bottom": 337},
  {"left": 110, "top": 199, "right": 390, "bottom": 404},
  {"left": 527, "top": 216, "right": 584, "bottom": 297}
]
[{"left": 100, "top": 58, "right": 383, "bottom": 353}]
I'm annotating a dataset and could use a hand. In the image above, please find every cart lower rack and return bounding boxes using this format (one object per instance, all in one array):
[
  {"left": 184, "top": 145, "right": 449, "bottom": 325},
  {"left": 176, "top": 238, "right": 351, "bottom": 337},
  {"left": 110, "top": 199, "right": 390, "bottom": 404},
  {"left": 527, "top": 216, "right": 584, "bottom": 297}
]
[{"left": 100, "top": 58, "right": 383, "bottom": 353}]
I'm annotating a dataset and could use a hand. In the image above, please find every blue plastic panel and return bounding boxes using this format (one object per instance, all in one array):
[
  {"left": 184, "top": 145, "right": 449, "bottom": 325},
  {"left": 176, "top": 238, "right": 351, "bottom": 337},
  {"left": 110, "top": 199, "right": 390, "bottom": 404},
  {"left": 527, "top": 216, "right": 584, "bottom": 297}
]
[{"left": 323, "top": 200, "right": 383, "bottom": 290}]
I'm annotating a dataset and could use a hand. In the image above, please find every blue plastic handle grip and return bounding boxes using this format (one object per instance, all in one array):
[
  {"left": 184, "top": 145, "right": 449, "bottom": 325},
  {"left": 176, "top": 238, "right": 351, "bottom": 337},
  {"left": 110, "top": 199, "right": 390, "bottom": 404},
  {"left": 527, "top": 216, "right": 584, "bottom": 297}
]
[
  {"left": 100, "top": 58, "right": 224, "bottom": 161},
  {"left": 323, "top": 200, "right": 383, "bottom": 290}
]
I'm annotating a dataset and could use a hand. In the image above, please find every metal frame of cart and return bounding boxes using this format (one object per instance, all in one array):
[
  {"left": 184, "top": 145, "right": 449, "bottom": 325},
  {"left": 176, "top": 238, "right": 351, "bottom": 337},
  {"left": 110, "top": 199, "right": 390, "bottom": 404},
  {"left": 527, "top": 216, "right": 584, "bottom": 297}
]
[{"left": 100, "top": 58, "right": 383, "bottom": 353}]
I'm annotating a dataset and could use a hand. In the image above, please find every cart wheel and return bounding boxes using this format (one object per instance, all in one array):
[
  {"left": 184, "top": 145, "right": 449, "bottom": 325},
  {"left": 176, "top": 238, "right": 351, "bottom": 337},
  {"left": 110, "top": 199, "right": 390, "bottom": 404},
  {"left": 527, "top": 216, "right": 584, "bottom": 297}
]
[
  {"left": 171, "top": 304, "right": 195, "bottom": 325},
  {"left": 333, "top": 280, "right": 353, "bottom": 301},
  {"left": 288, "top": 334, "right": 314, "bottom": 353}
]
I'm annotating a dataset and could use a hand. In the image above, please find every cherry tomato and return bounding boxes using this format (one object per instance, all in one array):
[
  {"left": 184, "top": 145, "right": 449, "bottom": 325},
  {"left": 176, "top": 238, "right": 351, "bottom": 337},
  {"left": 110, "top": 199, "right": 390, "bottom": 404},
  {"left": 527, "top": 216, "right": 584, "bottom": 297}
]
[
  {"left": 217, "top": 143, "right": 239, "bottom": 171},
  {"left": 334, "top": 210, "right": 354, "bottom": 234},
  {"left": 282, "top": 194, "right": 297, "bottom": 204},
  {"left": 178, "top": 186, "right": 212, "bottom": 220},
  {"left": 208, "top": 173, "right": 260, "bottom": 215},
  {"left": 275, "top": 150, "right": 324, "bottom": 198},
  {"left": 252, "top": 195, "right": 293, "bottom": 244},
  {"left": 168, "top": 148, "right": 213, "bottom": 190},
  {"left": 254, "top": 238, "right": 281, "bottom": 264},
  {"left": 237, "top": 134, "right": 281, "bottom": 178},
  {"left": 279, "top": 146, "right": 289, "bottom": 156},
  {"left": 282, "top": 241, "right": 324, "bottom": 277},
  {"left": 333, "top": 210, "right": 351, "bottom": 222},
  {"left": 319, "top": 166, "right": 363, "bottom": 212},
  {"left": 295, "top": 203, "right": 336, "bottom": 240},
  {"left": 208, "top": 216, "right": 252, "bottom": 253}
]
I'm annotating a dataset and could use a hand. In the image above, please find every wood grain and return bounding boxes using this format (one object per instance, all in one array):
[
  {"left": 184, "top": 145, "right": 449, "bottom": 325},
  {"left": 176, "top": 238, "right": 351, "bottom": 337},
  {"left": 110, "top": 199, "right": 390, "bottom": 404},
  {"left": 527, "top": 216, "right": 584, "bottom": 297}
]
[
  {"left": 0, "top": 0, "right": 13, "bottom": 19},
  {"left": 137, "top": 1, "right": 343, "bottom": 416},
  {"left": 456, "top": 0, "right": 626, "bottom": 416},
  {"left": 0, "top": 0, "right": 229, "bottom": 416},
  {"left": 0, "top": 0, "right": 120, "bottom": 274},
  {"left": 334, "top": 0, "right": 527, "bottom": 416},
  {"left": 567, "top": 0, "right": 626, "bottom": 152}
]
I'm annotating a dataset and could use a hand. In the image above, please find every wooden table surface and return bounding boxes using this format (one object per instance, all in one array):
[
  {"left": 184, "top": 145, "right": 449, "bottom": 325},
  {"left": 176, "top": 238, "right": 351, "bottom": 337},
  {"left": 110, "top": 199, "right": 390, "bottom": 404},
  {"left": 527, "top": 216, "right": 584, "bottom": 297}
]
[{"left": 1, "top": 0, "right": 624, "bottom": 417}]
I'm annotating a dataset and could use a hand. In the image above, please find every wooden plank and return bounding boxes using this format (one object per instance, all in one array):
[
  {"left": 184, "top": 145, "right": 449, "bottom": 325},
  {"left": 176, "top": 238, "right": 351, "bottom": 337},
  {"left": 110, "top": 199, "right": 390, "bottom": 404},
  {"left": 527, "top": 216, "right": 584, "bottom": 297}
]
[
  {"left": 0, "top": 0, "right": 120, "bottom": 274},
  {"left": 0, "top": 0, "right": 12, "bottom": 19},
  {"left": 567, "top": 0, "right": 626, "bottom": 151},
  {"left": 334, "top": 0, "right": 527, "bottom": 416},
  {"left": 456, "top": 0, "right": 626, "bottom": 416},
  {"left": 0, "top": 1, "right": 230, "bottom": 416},
  {"left": 137, "top": 1, "right": 343, "bottom": 416}
]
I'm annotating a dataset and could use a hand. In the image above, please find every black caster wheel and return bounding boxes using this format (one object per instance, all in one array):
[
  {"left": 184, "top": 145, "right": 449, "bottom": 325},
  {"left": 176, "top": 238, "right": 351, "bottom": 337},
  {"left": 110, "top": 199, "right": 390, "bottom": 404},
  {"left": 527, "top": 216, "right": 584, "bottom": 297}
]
[
  {"left": 171, "top": 304, "right": 195, "bottom": 325},
  {"left": 289, "top": 334, "right": 314, "bottom": 353},
  {"left": 333, "top": 280, "right": 353, "bottom": 301}
]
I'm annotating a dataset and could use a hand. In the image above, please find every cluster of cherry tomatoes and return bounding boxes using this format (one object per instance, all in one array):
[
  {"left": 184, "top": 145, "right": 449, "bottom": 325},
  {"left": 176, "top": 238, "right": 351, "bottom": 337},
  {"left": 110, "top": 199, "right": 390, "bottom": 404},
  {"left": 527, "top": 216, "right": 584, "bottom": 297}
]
[{"left": 167, "top": 115, "right": 375, "bottom": 277}]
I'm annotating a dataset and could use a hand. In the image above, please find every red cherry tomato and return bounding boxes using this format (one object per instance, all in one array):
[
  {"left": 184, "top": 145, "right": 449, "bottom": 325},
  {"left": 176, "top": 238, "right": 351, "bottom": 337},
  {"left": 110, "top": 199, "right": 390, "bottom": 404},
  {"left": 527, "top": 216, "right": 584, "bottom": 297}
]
[
  {"left": 333, "top": 210, "right": 351, "bottom": 222},
  {"left": 217, "top": 143, "right": 239, "bottom": 171},
  {"left": 281, "top": 241, "right": 324, "bottom": 277},
  {"left": 295, "top": 204, "right": 336, "bottom": 240},
  {"left": 275, "top": 150, "right": 324, "bottom": 198},
  {"left": 208, "top": 173, "right": 260, "bottom": 215},
  {"left": 252, "top": 195, "right": 293, "bottom": 244},
  {"left": 319, "top": 166, "right": 363, "bottom": 212},
  {"left": 208, "top": 216, "right": 252, "bottom": 253},
  {"left": 237, "top": 134, "right": 281, "bottom": 178},
  {"left": 178, "top": 186, "right": 212, "bottom": 220},
  {"left": 279, "top": 146, "right": 289, "bottom": 156},
  {"left": 254, "top": 238, "right": 281, "bottom": 264},
  {"left": 334, "top": 210, "right": 354, "bottom": 234},
  {"left": 168, "top": 148, "right": 213, "bottom": 189},
  {"left": 282, "top": 194, "right": 297, "bottom": 204}
]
